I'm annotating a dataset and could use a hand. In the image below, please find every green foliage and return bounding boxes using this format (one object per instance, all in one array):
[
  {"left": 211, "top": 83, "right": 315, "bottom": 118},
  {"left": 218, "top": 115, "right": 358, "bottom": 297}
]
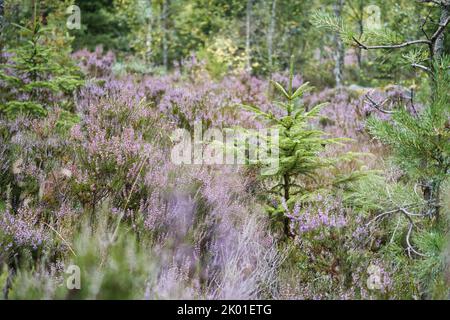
[
  {"left": 413, "top": 226, "right": 448, "bottom": 298},
  {"left": 343, "top": 62, "right": 449, "bottom": 298},
  {"left": 0, "top": 15, "right": 83, "bottom": 118},
  {"left": 344, "top": 171, "right": 423, "bottom": 214},
  {"left": 367, "top": 58, "right": 449, "bottom": 201},
  {"left": 311, "top": 9, "right": 353, "bottom": 43},
  {"left": 71, "top": 0, "right": 133, "bottom": 52},
  {"left": 241, "top": 58, "right": 346, "bottom": 235}
]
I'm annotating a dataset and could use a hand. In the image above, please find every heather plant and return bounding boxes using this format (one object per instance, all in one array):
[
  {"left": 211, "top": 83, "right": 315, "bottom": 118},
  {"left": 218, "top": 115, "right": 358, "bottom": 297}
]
[
  {"left": 0, "top": 122, "right": 11, "bottom": 201},
  {"left": 3, "top": 208, "right": 156, "bottom": 300},
  {"left": 0, "top": 206, "right": 50, "bottom": 254},
  {"left": 1, "top": 111, "right": 75, "bottom": 213},
  {"left": 72, "top": 47, "right": 116, "bottom": 79},
  {"left": 277, "top": 190, "right": 402, "bottom": 300},
  {"left": 1, "top": 166, "right": 282, "bottom": 300},
  {"left": 154, "top": 71, "right": 270, "bottom": 130},
  {"left": 70, "top": 91, "right": 165, "bottom": 218}
]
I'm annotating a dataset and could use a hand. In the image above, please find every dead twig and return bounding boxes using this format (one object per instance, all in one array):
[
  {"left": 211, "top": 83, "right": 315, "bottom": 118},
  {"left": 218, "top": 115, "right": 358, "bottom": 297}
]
[{"left": 364, "top": 93, "right": 395, "bottom": 114}]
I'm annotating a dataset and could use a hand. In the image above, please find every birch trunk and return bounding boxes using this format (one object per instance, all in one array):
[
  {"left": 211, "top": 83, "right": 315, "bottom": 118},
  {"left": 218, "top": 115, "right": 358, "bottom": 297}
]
[
  {"left": 161, "top": 0, "right": 168, "bottom": 71},
  {"left": 145, "top": 0, "right": 153, "bottom": 65},
  {"left": 433, "top": 2, "right": 449, "bottom": 60},
  {"left": 333, "top": 0, "right": 345, "bottom": 87},
  {"left": 245, "top": 0, "right": 252, "bottom": 73},
  {"left": 267, "top": 0, "right": 277, "bottom": 74},
  {"left": 357, "top": 0, "right": 363, "bottom": 68},
  {"left": 0, "top": 0, "right": 4, "bottom": 57}
]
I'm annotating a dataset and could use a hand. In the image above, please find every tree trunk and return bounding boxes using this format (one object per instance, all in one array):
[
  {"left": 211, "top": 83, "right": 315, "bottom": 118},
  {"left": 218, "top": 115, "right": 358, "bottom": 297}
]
[
  {"left": 267, "top": 0, "right": 277, "bottom": 74},
  {"left": 423, "top": 2, "right": 450, "bottom": 220},
  {"left": 245, "top": 0, "right": 252, "bottom": 73},
  {"left": 283, "top": 173, "right": 292, "bottom": 238},
  {"left": 356, "top": 0, "right": 364, "bottom": 69},
  {"left": 0, "top": 0, "right": 4, "bottom": 33},
  {"left": 333, "top": 0, "right": 345, "bottom": 87},
  {"left": 0, "top": 0, "right": 4, "bottom": 60},
  {"left": 31, "top": 0, "right": 36, "bottom": 23},
  {"left": 433, "top": 2, "right": 449, "bottom": 60},
  {"left": 145, "top": 0, "right": 153, "bottom": 65},
  {"left": 161, "top": 0, "right": 169, "bottom": 71}
]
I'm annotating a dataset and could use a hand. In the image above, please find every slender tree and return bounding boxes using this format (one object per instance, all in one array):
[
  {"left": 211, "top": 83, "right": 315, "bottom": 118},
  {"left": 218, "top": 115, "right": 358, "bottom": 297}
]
[
  {"left": 145, "top": 0, "right": 153, "bottom": 65},
  {"left": 161, "top": 0, "right": 169, "bottom": 70},
  {"left": 245, "top": 0, "right": 253, "bottom": 73},
  {"left": 267, "top": 0, "right": 277, "bottom": 75},
  {"left": 433, "top": 0, "right": 450, "bottom": 58},
  {"left": 333, "top": 0, "right": 345, "bottom": 86},
  {"left": 346, "top": 0, "right": 365, "bottom": 68},
  {"left": 0, "top": 0, "right": 4, "bottom": 58}
]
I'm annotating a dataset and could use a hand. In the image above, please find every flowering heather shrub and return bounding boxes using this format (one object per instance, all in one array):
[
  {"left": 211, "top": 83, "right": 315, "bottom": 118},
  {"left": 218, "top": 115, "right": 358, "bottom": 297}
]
[
  {"left": 70, "top": 95, "right": 164, "bottom": 214},
  {"left": 305, "top": 86, "right": 423, "bottom": 144},
  {"left": 147, "top": 72, "right": 272, "bottom": 130},
  {"left": 0, "top": 207, "right": 49, "bottom": 250},
  {"left": 0, "top": 112, "right": 76, "bottom": 213},
  {"left": 23, "top": 63, "right": 281, "bottom": 299},
  {"left": 72, "top": 46, "right": 116, "bottom": 79},
  {"left": 72, "top": 50, "right": 274, "bottom": 131},
  {"left": 276, "top": 191, "right": 398, "bottom": 300},
  {"left": 4, "top": 165, "right": 281, "bottom": 299},
  {"left": 283, "top": 195, "right": 347, "bottom": 235},
  {"left": 135, "top": 163, "right": 282, "bottom": 299},
  {"left": 0, "top": 133, "right": 10, "bottom": 191}
]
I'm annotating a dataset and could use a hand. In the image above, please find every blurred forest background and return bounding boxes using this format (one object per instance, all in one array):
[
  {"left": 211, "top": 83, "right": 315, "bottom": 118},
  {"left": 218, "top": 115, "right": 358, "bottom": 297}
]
[{"left": 5, "top": 0, "right": 448, "bottom": 85}]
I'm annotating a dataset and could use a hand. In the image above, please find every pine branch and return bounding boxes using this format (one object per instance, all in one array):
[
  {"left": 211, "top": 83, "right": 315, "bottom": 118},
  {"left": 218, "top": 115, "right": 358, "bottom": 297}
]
[
  {"left": 352, "top": 36, "right": 431, "bottom": 50},
  {"left": 417, "top": 0, "right": 447, "bottom": 6},
  {"left": 411, "top": 63, "right": 432, "bottom": 73}
]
